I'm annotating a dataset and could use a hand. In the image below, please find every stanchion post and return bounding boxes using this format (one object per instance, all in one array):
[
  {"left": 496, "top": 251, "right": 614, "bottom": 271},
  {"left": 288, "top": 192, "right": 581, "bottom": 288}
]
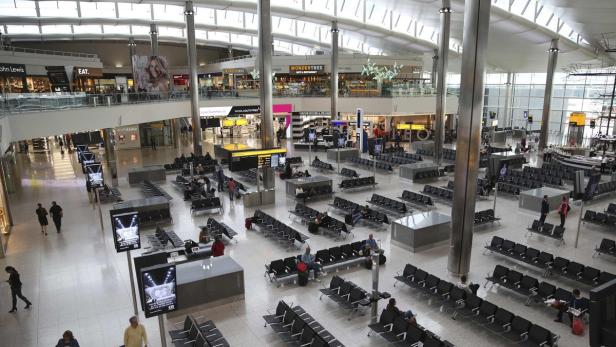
[
  {"left": 95, "top": 188, "right": 103, "bottom": 231},
  {"left": 493, "top": 182, "right": 498, "bottom": 215},
  {"left": 337, "top": 149, "right": 340, "bottom": 173},
  {"left": 158, "top": 314, "right": 167, "bottom": 347},
  {"left": 308, "top": 143, "right": 312, "bottom": 165},
  {"left": 126, "top": 250, "right": 139, "bottom": 315},
  {"left": 370, "top": 251, "right": 380, "bottom": 324},
  {"left": 574, "top": 200, "right": 585, "bottom": 248}
]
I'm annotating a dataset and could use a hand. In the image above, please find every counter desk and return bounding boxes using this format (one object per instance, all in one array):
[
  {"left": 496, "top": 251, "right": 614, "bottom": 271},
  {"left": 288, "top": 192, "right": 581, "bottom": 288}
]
[{"left": 391, "top": 211, "right": 451, "bottom": 252}]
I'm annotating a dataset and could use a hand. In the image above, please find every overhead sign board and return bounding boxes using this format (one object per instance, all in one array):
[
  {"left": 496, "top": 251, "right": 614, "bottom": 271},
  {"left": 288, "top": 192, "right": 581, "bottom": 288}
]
[
  {"left": 223, "top": 68, "right": 246, "bottom": 74},
  {"left": 0, "top": 63, "right": 26, "bottom": 77},
  {"left": 289, "top": 65, "right": 324, "bottom": 74},
  {"left": 74, "top": 67, "right": 103, "bottom": 77},
  {"left": 292, "top": 111, "right": 330, "bottom": 117},
  {"left": 200, "top": 106, "right": 232, "bottom": 117},
  {"left": 229, "top": 105, "right": 260, "bottom": 116},
  {"left": 569, "top": 112, "right": 586, "bottom": 126}
]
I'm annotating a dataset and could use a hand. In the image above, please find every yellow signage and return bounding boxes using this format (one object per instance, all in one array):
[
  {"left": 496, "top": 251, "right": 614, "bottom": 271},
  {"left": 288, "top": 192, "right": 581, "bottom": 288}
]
[
  {"left": 222, "top": 119, "right": 235, "bottom": 127},
  {"left": 411, "top": 124, "right": 426, "bottom": 130},
  {"left": 222, "top": 143, "right": 250, "bottom": 151},
  {"left": 569, "top": 112, "right": 586, "bottom": 126},
  {"left": 396, "top": 124, "right": 411, "bottom": 130},
  {"left": 231, "top": 148, "right": 287, "bottom": 158},
  {"left": 235, "top": 118, "right": 248, "bottom": 126}
]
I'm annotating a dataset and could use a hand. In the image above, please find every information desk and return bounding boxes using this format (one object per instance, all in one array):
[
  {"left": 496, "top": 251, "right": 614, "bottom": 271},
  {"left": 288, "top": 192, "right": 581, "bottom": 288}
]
[
  {"left": 128, "top": 165, "right": 166, "bottom": 184},
  {"left": 213, "top": 143, "right": 253, "bottom": 160},
  {"left": 399, "top": 162, "right": 439, "bottom": 181},
  {"left": 391, "top": 211, "right": 451, "bottom": 252},
  {"left": 170, "top": 256, "right": 244, "bottom": 317},
  {"left": 326, "top": 148, "right": 359, "bottom": 161},
  {"left": 518, "top": 187, "right": 571, "bottom": 213},
  {"left": 285, "top": 176, "right": 332, "bottom": 198}
]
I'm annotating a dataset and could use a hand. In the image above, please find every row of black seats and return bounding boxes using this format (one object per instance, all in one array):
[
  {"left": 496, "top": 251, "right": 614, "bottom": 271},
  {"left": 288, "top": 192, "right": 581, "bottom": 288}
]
[
  {"left": 290, "top": 203, "right": 349, "bottom": 237},
  {"left": 413, "top": 169, "right": 440, "bottom": 180},
  {"left": 319, "top": 276, "right": 388, "bottom": 318},
  {"left": 498, "top": 175, "right": 542, "bottom": 190},
  {"left": 399, "top": 190, "right": 433, "bottom": 207},
  {"left": 474, "top": 209, "right": 499, "bottom": 226},
  {"left": 375, "top": 154, "right": 416, "bottom": 166},
  {"left": 446, "top": 180, "right": 490, "bottom": 196},
  {"left": 331, "top": 197, "right": 390, "bottom": 225},
  {"left": 527, "top": 220, "right": 565, "bottom": 242},
  {"left": 423, "top": 185, "right": 453, "bottom": 201},
  {"left": 264, "top": 241, "right": 367, "bottom": 282},
  {"left": 394, "top": 264, "right": 558, "bottom": 347},
  {"left": 521, "top": 167, "right": 563, "bottom": 186},
  {"left": 583, "top": 210, "right": 616, "bottom": 227},
  {"left": 393, "top": 152, "right": 423, "bottom": 161},
  {"left": 497, "top": 182, "right": 533, "bottom": 196},
  {"left": 138, "top": 208, "right": 172, "bottom": 225},
  {"left": 595, "top": 238, "right": 616, "bottom": 258},
  {"left": 148, "top": 226, "right": 183, "bottom": 249},
  {"left": 416, "top": 148, "right": 434, "bottom": 157},
  {"left": 500, "top": 156, "right": 526, "bottom": 167},
  {"left": 369, "top": 194, "right": 408, "bottom": 214},
  {"left": 485, "top": 264, "right": 589, "bottom": 316},
  {"left": 98, "top": 184, "right": 122, "bottom": 202},
  {"left": 381, "top": 146, "right": 405, "bottom": 154},
  {"left": 142, "top": 180, "right": 173, "bottom": 200},
  {"left": 237, "top": 169, "right": 258, "bottom": 183},
  {"left": 339, "top": 176, "right": 375, "bottom": 189},
  {"left": 348, "top": 156, "right": 393, "bottom": 172},
  {"left": 596, "top": 181, "right": 616, "bottom": 196},
  {"left": 541, "top": 163, "right": 583, "bottom": 180},
  {"left": 485, "top": 236, "right": 616, "bottom": 286},
  {"left": 606, "top": 203, "right": 616, "bottom": 215},
  {"left": 200, "top": 218, "right": 237, "bottom": 242},
  {"left": 191, "top": 197, "right": 222, "bottom": 214},
  {"left": 311, "top": 158, "right": 334, "bottom": 171},
  {"left": 169, "top": 315, "right": 229, "bottom": 347},
  {"left": 166, "top": 156, "right": 218, "bottom": 170},
  {"left": 263, "top": 300, "right": 344, "bottom": 347},
  {"left": 252, "top": 210, "right": 309, "bottom": 247},
  {"left": 339, "top": 167, "right": 359, "bottom": 178},
  {"left": 369, "top": 306, "right": 453, "bottom": 347}
]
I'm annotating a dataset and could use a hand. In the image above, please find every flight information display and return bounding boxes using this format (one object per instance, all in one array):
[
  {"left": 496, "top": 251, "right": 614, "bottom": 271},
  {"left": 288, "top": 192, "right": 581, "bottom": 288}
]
[
  {"left": 111, "top": 211, "right": 140, "bottom": 253},
  {"left": 141, "top": 264, "right": 177, "bottom": 318}
]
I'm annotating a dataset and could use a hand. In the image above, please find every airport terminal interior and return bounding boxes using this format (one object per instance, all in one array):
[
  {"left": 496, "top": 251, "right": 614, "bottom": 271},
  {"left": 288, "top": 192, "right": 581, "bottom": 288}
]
[{"left": 1, "top": 1, "right": 616, "bottom": 347}]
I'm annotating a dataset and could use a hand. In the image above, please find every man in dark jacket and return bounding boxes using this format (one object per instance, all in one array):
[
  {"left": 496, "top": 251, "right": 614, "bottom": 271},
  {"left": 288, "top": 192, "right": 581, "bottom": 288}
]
[
  {"left": 5, "top": 266, "right": 32, "bottom": 313},
  {"left": 539, "top": 195, "right": 549, "bottom": 225},
  {"left": 49, "top": 201, "right": 63, "bottom": 233}
]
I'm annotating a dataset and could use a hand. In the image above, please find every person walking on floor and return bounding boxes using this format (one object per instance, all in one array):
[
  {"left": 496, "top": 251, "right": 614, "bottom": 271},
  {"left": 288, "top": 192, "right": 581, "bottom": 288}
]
[
  {"left": 5, "top": 266, "right": 32, "bottom": 313},
  {"left": 227, "top": 178, "right": 237, "bottom": 202},
  {"left": 55, "top": 330, "right": 80, "bottom": 347},
  {"left": 36, "top": 203, "right": 49, "bottom": 235},
  {"left": 49, "top": 201, "right": 63, "bottom": 233},
  {"left": 124, "top": 316, "right": 148, "bottom": 347},
  {"left": 558, "top": 196, "right": 570, "bottom": 228},
  {"left": 216, "top": 165, "right": 225, "bottom": 192},
  {"left": 539, "top": 195, "right": 549, "bottom": 225}
]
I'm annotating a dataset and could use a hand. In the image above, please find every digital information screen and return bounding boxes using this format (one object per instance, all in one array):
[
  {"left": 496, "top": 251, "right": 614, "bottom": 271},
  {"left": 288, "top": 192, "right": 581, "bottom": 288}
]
[
  {"left": 85, "top": 162, "right": 104, "bottom": 188},
  {"left": 308, "top": 131, "right": 317, "bottom": 141},
  {"left": 111, "top": 211, "right": 140, "bottom": 253},
  {"left": 141, "top": 263, "right": 177, "bottom": 318}
]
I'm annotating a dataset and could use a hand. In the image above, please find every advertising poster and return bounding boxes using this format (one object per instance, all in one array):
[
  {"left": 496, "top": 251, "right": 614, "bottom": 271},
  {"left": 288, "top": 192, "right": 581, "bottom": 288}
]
[
  {"left": 131, "top": 55, "right": 170, "bottom": 93},
  {"left": 85, "top": 162, "right": 104, "bottom": 188},
  {"left": 111, "top": 211, "right": 140, "bottom": 252},
  {"left": 141, "top": 264, "right": 177, "bottom": 318}
]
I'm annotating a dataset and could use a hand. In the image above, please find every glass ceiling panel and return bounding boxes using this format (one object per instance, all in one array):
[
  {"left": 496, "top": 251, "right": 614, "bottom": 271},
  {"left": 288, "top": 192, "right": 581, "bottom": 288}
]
[
  {"left": 195, "top": 30, "right": 208, "bottom": 41},
  {"left": 293, "top": 44, "right": 312, "bottom": 55},
  {"left": 231, "top": 33, "right": 252, "bottom": 46},
  {"left": 272, "top": 0, "right": 302, "bottom": 10},
  {"left": 159, "top": 27, "right": 184, "bottom": 38},
  {"left": 320, "top": 27, "right": 330, "bottom": 43},
  {"left": 80, "top": 2, "right": 116, "bottom": 18},
  {"left": 510, "top": 0, "right": 527, "bottom": 16},
  {"left": 209, "top": 31, "right": 230, "bottom": 42},
  {"left": 103, "top": 25, "right": 130, "bottom": 35},
  {"left": 493, "top": 0, "right": 509, "bottom": 11},
  {"left": 131, "top": 25, "right": 150, "bottom": 35},
  {"left": 274, "top": 40, "right": 292, "bottom": 54},
  {"left": 305, "top": 0, "right": 333, "bottom": 15},
  {"left": 393, "top": 13, "right": 413, "bottom": 35},
  {"left": 41, "top": 25, "right": 72, "bottom": 34},
  {"left": 217, "top": 10, "right": 244, "bottom": 28},
  {"left": 153, "top": 4, "right": 184, "bottom": 22},
  {"left": 6, "top": 25, "right": 39, "bottom": 34},
  {"left": 0, "top": 0, "right": 36, "bottom": 17},
  {"left": 245, "top": 13, "right": 258, "bottom": 30},
  {"left": 338, "top": 0, "right": 363, "bottom": 22},
  {"left": 73, "top": 25, "right": 102, "bottom": 34},
  {"left": 38, "top": 1, "right": 78, "bottom": 18},
  {"left": 273, "top": 16, "right": 294, "bottom": 35},
  {"left": 194, "top": 7, "right": 216, "bottom": 25},
  {"left": 297, "top": 21, "right": 320, "bottom": 42},
  {"left": 117, "top": 3, "right": 151, "bottom": 20},
  {"left": 366, "top": 1, "right": 389, "bottom": 29}
]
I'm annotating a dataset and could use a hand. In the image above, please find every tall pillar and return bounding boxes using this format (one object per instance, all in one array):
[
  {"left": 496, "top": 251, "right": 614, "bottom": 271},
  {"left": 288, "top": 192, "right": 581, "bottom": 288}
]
[
  {"left": 185, "top": 2, "right": 202, "bottom": 156},
  {"left": 331, "top": 21, "right": 339, "bottom": 120},
  {"left": 227, "top": 46, "right": 233, "bottom": 59},
  {"left": 149, "top": 24, "right": 159, "bottom": 56},
  {"left": 431, "top": 49, "right": 438, "bottom": 87},
  {"left": 128, "top": 37, "right": 136, "bottom": 78},
  {"left": 503, "top": 72, "right": 513, "bottom": 127},
  {"left": 258, "top": 0, "right": 275, "bottom": 189},
  {"left": 447, "top": 0, "right": 491, "bottom": 277},
  {"left": 538, "top": 39, "right": 559, "bottom": 151},
  {"left": 434, "top": 0, "right": 451, "bottom": 165},
  {"left": 103, "top": 128, "right": 118, "bottom": 186}
]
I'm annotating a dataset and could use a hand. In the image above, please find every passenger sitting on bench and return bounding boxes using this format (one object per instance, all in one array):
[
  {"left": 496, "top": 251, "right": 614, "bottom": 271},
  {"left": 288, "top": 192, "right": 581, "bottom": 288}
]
[
  {"left": 308, "top": 215, "right": 322, "bottom": 234},
  {"left": 195, "top": 163, "right": 205, "bottom": 175},
  {"left": 296, "top": 186, "right": 307, "bottom": 203},
  {"left": 387, "top": 298, "right": 416, "bottom": 325},
  {"left": 363, "top": 234, "right": 380, "bottom": 255},
  {"left": 300, "top": 247, "right": 323, "bottom": 282},
  {"left": 554, "top": 288, "right": 586, "bottom": 325}
]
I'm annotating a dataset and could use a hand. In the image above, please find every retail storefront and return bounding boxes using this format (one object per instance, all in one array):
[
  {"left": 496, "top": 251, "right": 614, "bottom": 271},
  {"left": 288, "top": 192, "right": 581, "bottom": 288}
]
[
  {"left": 274, "top": 64, "right": 327, "bottom": 96},
  {"left": 0, "top": 63, "right": 27, "bottom": 93},
  {"left": 45, "top": 66, "right": 71, "bottom": 92},
  {"left": 173, "top": 74, "right": 189, "bottom": 91},
  {"left": 114, "top": 125, "right": 141, "bottom": 150},
  {"left": 73, "top": 67, "right": 104, "bottom": 93},
  {"left": 140, "top": 120, "right": 173, "bottom": 147}
]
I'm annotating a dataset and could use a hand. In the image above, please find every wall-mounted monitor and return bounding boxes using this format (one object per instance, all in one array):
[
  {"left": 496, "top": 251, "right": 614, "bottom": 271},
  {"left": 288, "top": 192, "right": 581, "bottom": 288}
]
[
  {"left": 140, "top": 263, "right": 177, "bottom": 318},
  {"left": 111, "top": 211, "right": 140, "bottom": 253}
]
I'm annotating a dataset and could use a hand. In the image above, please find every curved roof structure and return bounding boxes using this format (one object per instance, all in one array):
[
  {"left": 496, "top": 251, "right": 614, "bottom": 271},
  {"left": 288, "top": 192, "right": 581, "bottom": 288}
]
[{"left": 0, "top": 0, "right": 613, "bottom": 71}]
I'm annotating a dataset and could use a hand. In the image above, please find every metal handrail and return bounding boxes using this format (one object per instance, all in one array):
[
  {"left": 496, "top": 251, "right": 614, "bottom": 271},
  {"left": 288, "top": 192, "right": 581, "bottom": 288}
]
[{"left": 1, "top": 45, "right": 99, "bottom": 59}]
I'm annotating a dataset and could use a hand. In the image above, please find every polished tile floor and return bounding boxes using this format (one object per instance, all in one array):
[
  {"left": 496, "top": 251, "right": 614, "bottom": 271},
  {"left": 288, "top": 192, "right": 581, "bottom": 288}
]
[{"left": 0, "top": 135, "right": 613, "bottom": 347}]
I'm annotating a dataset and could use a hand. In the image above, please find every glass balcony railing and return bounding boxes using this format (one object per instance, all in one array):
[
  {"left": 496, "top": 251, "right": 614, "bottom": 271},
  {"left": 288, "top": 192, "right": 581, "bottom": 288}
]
[{"left": 0, "top": 88, "right": 450, "bottom": 114}]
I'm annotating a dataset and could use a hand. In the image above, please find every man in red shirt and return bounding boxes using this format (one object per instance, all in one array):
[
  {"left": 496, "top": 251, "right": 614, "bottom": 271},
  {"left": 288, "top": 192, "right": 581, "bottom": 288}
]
[{"left": 211, "top": 236, "right": 225, "bottom": 257}]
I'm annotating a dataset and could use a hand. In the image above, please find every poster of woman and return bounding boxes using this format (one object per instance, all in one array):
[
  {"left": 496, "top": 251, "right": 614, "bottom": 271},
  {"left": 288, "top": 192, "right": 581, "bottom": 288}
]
[{"left": 131, "top": 55, "right": 170, "bottom": 93}]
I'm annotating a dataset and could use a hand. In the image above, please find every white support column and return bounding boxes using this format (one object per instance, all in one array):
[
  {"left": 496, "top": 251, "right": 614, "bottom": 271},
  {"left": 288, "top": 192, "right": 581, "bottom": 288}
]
[
  {"left": 434, "top": 0, "right": 451, "bottom": 166},
  {"left": 149, "top": 23, "right": 159, "bottom": 56},
  {"left": 331, "top": 21, "right": 339, "bottom": 120},
  {"left": 538, "top": 39, "right": 559, "bottom": 151},
  {"left": 185, "top": 1, "right": 202, "bottom": 156}
]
